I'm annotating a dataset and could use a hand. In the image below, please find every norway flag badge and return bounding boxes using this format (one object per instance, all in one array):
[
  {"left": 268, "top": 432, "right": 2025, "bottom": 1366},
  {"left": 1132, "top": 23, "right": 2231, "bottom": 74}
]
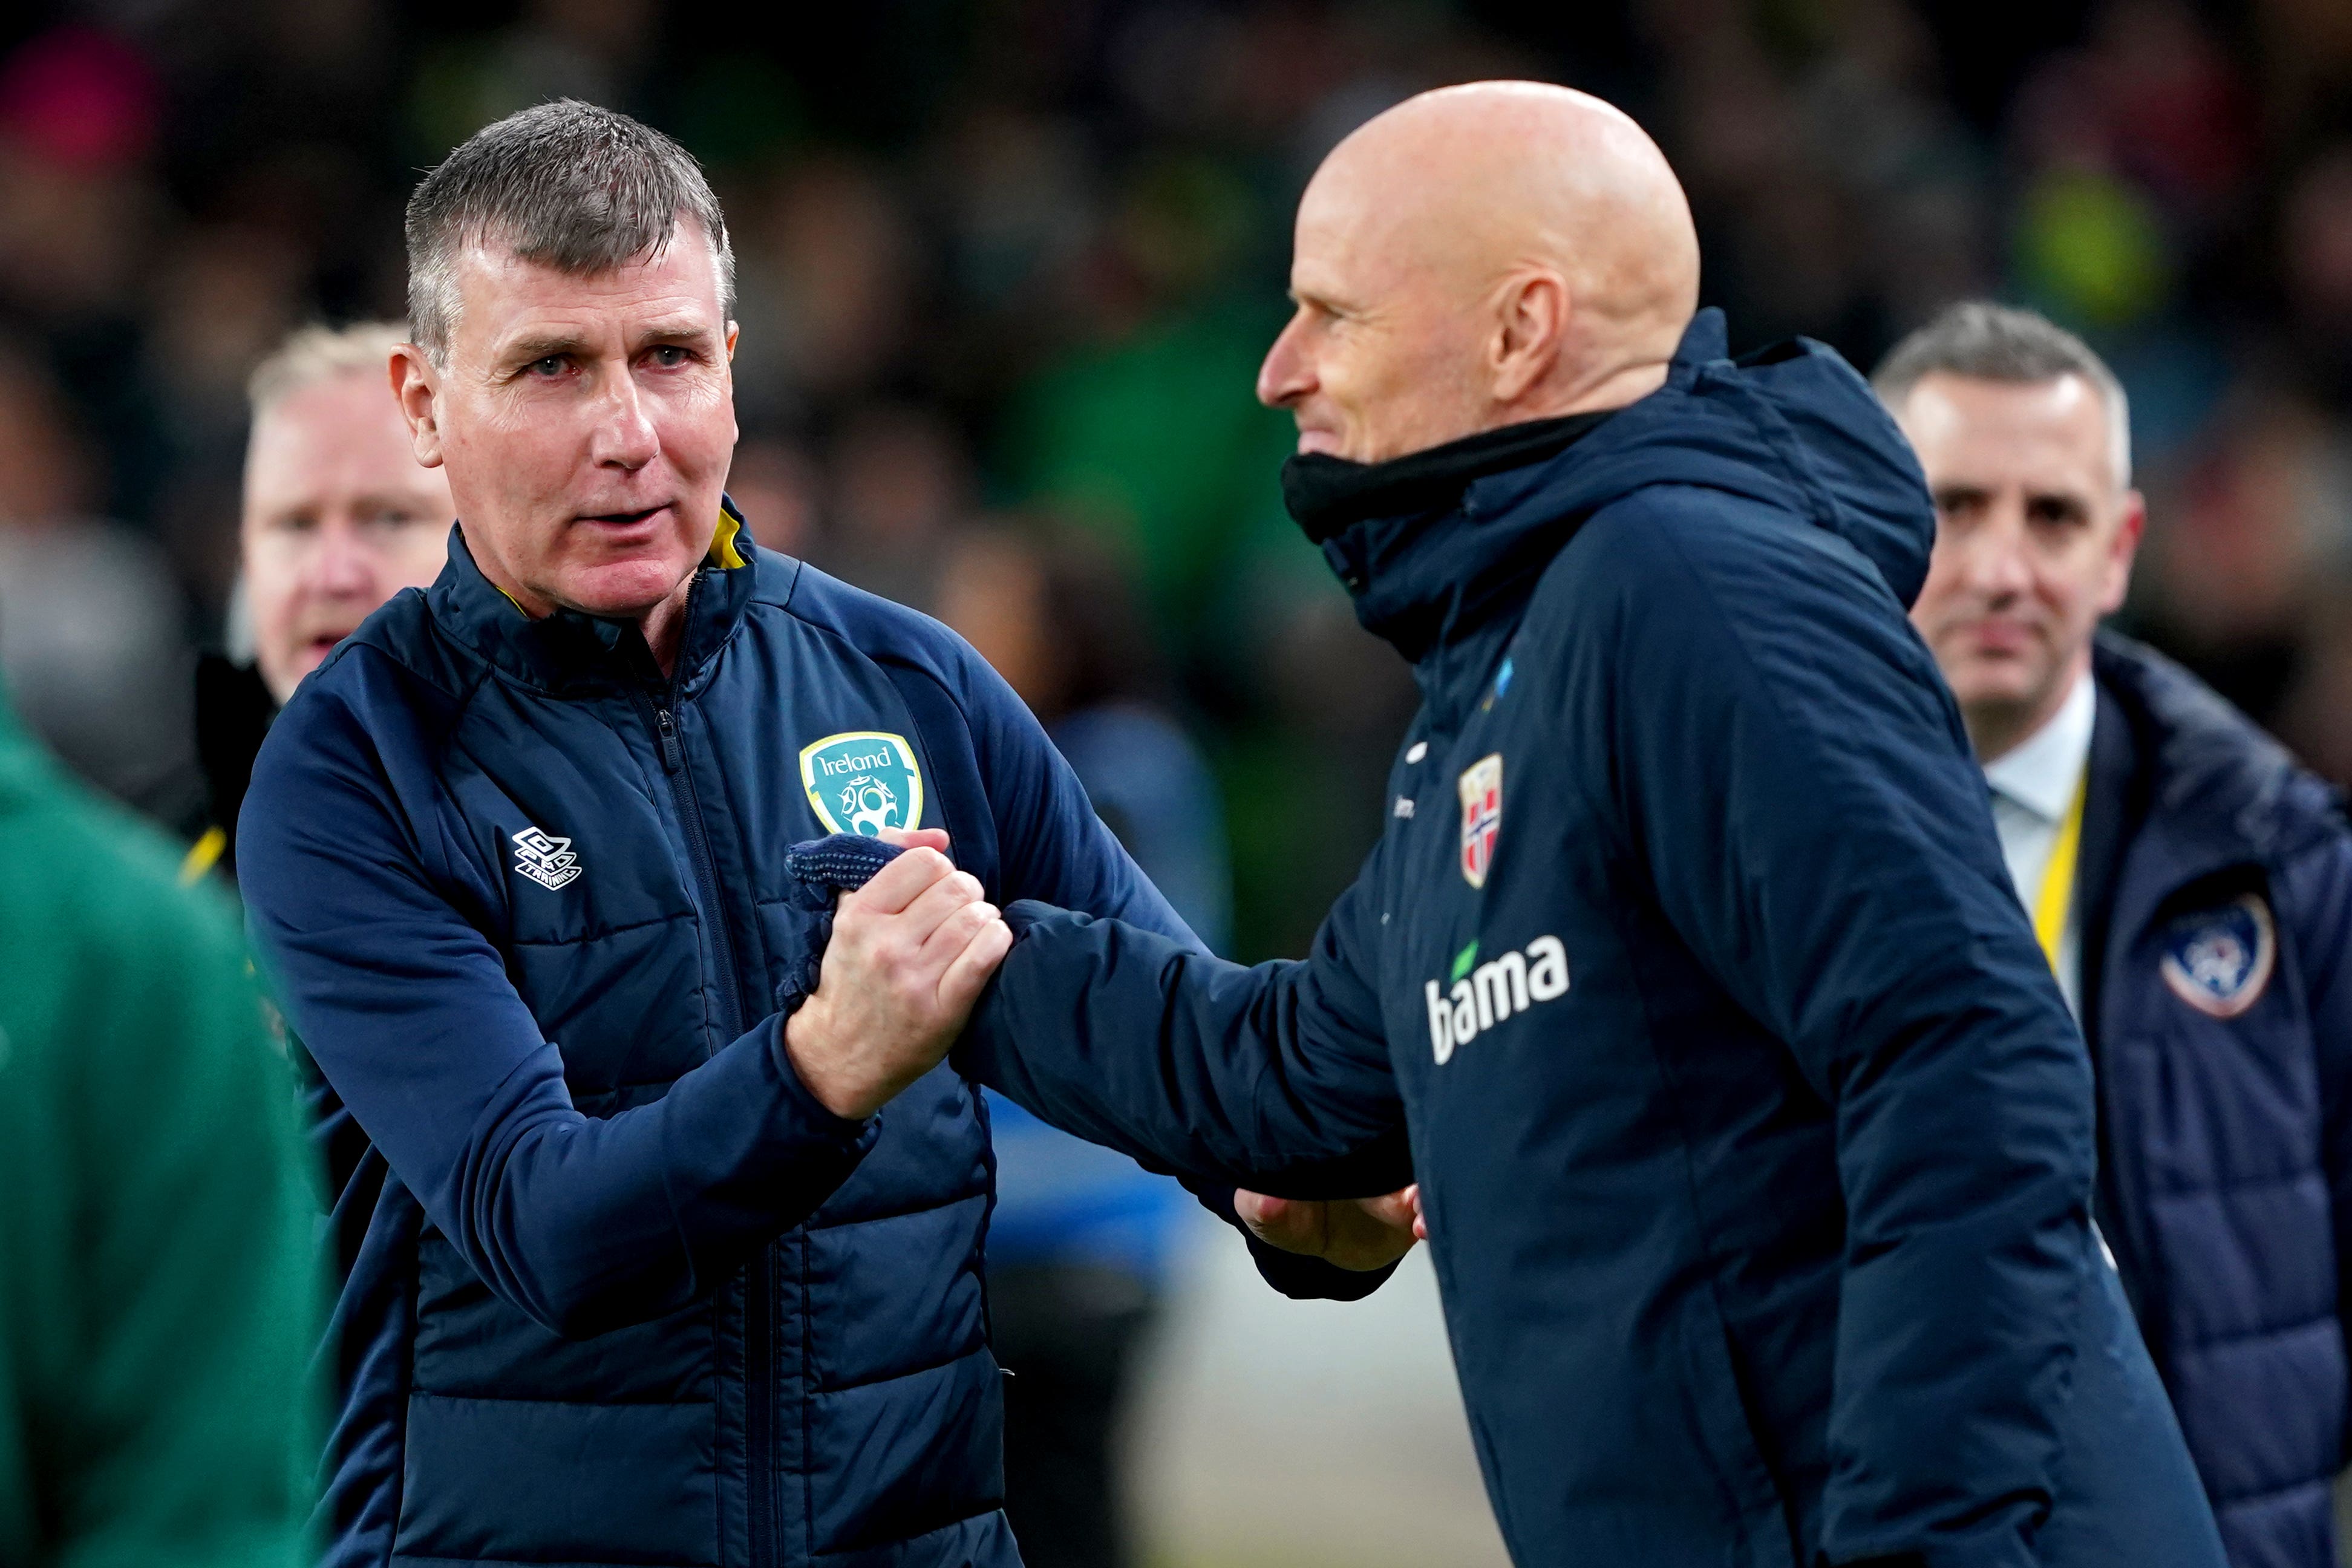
[{"left": 1458, "top": 753, "right": 1503, "bottom": 889}]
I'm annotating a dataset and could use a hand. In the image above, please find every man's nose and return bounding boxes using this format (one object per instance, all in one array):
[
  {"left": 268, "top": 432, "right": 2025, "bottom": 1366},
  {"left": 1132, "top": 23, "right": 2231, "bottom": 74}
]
[
  {"left": 1960, "top": 506, "right": 2036, "bottom": 603},
  {"left": 1256, "top": 315, "right": 1312, "bottom": 409},
  {"left": 308, "top": 520, "right": 379, "bottom": 599},
  {"left": 589, "top": 370, "right": 661, "bottom": 469}
]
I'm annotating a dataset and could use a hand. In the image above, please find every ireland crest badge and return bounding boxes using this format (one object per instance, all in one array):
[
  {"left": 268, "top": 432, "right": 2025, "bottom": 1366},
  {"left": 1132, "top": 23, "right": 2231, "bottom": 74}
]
[
  {"left": 2158, "top": 892, "right": 2276, "bottom": 1019},
  {"left": 1458, "top": 753, "right": 1502, "bottom": 889},
  {"left": 799, "top": 731, "right": 926, "bottom": 837}
]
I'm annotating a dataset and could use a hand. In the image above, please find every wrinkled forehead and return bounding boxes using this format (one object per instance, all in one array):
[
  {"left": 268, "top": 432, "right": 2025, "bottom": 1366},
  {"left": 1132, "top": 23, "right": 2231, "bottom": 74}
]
[{"left": 444, "top": 225, "right": 731, "bottom": 352}]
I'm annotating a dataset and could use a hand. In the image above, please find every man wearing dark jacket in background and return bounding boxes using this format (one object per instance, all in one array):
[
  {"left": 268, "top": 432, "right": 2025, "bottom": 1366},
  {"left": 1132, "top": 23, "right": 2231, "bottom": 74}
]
[
  {"left": 949, "top": 82, "right": 2231, "bottom": 1567},
  {"left": 1879, "top": 302, "right": 2352, "bottom": 1568}
]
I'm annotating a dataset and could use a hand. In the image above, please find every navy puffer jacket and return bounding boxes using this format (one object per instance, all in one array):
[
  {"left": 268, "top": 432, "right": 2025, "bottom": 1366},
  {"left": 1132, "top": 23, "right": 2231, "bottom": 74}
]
[
  {"left": 958, "top": 313, "right": 2230, "bottom": 1567},
  {"left": 239, "top": 508, "right": 1200, "bottom": 1568},
  {"left": 2082, "top": 633, "right": 2352, "bottom": 1568}
]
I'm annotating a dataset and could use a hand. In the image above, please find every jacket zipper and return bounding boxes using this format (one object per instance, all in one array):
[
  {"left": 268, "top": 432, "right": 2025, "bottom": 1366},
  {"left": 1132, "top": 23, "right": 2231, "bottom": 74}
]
[{"left": 643, "top": 683, "right": 773, "bottom": 1568}]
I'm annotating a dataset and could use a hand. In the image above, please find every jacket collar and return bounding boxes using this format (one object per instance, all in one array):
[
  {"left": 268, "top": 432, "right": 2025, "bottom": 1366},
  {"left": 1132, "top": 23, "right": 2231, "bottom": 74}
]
[
  {"left": 1312, "top": 309, "right": 1936, "bottom": 693},
  {"left": 2092, "top": 630, "right": 2344, "bottom": 921},
  {"left": 427, "top": 496, "right": 759, "bottom": 696},
  {"left": 1312, "top": 313, "right": 1734, "bottom": 727},
  {"left": 1313, "top": 318, "right": 1736, "bottom": 670},
  {"left": 1282, "top": 410, "right": 1616, "bottom": 544}
]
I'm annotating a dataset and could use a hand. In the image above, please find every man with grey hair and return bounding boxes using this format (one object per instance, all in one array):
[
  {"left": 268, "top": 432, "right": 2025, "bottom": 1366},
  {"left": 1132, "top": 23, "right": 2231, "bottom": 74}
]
[
  {"left": 182, "top": 321, "right": 454, "bottom": 886},
  {"left": 237, "top": 100, "right": 1374, "bottom": 1568},
  {"left": 1878, "top": 301, "right": 2352, "bottom": 1568}
]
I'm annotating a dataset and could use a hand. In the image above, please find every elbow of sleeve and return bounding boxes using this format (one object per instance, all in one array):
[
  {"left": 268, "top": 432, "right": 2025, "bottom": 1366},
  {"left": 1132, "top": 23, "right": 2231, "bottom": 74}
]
[
  {"left": 488, "top": 1245, "right": 698, "bottom": 1341},
  {"left": 447, "top": 1139, "right": 702, "bottom": 1340},
  {"left": 543, "top": 1286, "right": 678, "bottom": 1342}
]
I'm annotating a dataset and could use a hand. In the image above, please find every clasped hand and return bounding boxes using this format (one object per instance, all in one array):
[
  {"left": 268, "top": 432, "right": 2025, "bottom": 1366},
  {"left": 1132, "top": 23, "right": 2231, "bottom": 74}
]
[
  {"left": 783, "top": 829, "right": 1011, "bottom": 1121},
  {"left": 1234, "top": 1184, "right": 1425, "bottom": 1271},
  {"left": 780, "top": 834, "right": 1425, "bottom": 1278}
]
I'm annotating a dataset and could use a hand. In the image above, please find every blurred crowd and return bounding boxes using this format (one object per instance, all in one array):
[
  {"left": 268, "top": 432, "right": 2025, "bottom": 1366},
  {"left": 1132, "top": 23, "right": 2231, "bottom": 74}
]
[{"left": 2, "top": 0, "right": 2351, "bottom": 959}]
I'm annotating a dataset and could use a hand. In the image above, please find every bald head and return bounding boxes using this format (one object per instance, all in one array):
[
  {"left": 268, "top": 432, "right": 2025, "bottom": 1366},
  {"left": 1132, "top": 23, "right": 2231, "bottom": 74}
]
[{"left": 1261, "top": 82, "right": 1699, "bottom": 463}]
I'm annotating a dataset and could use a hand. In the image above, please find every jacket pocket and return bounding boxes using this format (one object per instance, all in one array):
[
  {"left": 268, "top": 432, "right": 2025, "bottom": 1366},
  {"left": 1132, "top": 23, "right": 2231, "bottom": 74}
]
[{"left": 1677, "top": 1287, "right": 1803, "bottom": 1568}]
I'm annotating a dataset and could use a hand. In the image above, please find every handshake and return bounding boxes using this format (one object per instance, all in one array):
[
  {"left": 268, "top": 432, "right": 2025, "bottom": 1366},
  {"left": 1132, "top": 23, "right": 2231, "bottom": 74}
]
[
  {"left": 780, "top": 828, "right": 1420, "bottom": 1273},
  {"left": 782, "top": 828, "right": 1009, "bottom": 1124}
]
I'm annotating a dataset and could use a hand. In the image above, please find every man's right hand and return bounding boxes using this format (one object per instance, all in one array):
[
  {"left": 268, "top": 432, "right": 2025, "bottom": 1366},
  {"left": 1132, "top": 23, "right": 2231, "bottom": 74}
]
[{"left": 784, "top": 837, "right": 1013, "bottom": 1121}]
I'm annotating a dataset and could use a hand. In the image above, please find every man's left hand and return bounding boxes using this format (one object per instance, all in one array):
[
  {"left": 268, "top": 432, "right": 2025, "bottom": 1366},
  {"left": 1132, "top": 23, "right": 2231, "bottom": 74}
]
[{"left": 1233, "top": 1184, "right": 1423, "bottom": 1272}]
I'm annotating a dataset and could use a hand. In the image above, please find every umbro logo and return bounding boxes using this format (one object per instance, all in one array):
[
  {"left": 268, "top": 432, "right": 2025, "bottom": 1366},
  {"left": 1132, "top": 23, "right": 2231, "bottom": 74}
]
[{"left": 512, "top": 826, "right": 581, "bottom": 890}]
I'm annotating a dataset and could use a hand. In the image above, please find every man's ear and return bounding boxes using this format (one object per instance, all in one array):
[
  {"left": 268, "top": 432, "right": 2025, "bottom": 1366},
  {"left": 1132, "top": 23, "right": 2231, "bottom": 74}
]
[
  {"left": 1491, "top": 270, "right": 1570, "bottom": 405},
  {"left": 726, "top": 322, "right": 739, "bottom": 361},
  {"left": 2102, "top": 488, "right": 2148, "bottom": 614},
  {"left": 390, "top": 344, "right": 446, "bottom": 469}
]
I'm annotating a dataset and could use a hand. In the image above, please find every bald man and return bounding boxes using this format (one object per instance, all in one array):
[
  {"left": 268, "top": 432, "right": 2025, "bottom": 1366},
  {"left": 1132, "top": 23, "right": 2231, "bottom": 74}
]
[{"left": 930, "top": 84, "right": 2227, "bottom": 1566}]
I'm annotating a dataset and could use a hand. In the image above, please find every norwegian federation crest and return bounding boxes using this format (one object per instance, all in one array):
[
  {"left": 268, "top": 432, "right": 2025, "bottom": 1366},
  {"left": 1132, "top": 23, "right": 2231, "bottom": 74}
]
[
  {"left": 799, "top": 731, "right": 926, "bottom": 837},
  {"left": 1457, "top": 753, "right": 1503, "bottom": 889},
  {"left": 2159, "top": 892, "right": 2276, "bottom": 1019}
]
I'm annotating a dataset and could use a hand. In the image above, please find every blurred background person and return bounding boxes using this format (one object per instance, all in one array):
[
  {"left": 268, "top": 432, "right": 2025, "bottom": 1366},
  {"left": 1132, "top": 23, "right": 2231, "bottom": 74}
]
[
  {"left": 0, "top": 341, "right": 195, "bottom": 820},
  {"left": 1879, "top": 301, "right": 2352, "bottom": 1568},
  {"left": 0, "top": 670, "right": 319, "bottom": 1568},
  {"left": 935, "top": 517, "right": 1230, "bottom": 1568},
  {"left": 181, "top": 319, "right": 453, "bottom": 886}
]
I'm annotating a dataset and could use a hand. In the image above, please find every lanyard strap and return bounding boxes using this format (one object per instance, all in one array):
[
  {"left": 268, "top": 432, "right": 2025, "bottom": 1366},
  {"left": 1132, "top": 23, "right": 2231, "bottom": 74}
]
[{"left": 2032, "top": 773, "right": 2089, "bottom": 973}]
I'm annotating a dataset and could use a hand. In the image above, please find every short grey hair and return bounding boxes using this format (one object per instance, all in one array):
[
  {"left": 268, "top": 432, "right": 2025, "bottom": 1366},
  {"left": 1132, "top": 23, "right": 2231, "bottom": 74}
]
[
  {"left": 1873, "top": 301, "right": 2134, "bottom": 488},
  {"left": 247, "top": 321, "right": 411, "bottom": 420},
  {"left": 405, "top": 99, "right": 734, "bottom": 365}
]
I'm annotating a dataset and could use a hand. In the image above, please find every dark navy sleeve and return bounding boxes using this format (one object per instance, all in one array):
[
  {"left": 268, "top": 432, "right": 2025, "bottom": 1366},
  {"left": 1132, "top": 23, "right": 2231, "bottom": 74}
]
[
  {"left": 944, "top": 636, "right": 1408, "bottom": 1295},
  {"left": 955, "top": 862, "right": 1413, "bottom": 1201},
  {"left": 1573, "top": 497, "right": 2097, "bottom": 1568},
  {"left": 239, "top": 673, "right": 878, "bottom": 1341},
  {"left": 2277, "top": 825, "right": 2352, "bottom": 1453}
]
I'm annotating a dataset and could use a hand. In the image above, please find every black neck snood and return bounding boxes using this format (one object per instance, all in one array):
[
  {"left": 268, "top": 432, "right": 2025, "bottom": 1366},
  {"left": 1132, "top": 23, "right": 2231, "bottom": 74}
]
[{"left": 1279, "top": 410, "right": 1618, "bottom": 543}]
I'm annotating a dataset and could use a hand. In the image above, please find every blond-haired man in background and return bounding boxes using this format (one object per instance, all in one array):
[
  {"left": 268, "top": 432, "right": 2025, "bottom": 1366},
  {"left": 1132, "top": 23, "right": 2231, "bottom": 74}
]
[{"left": 182, "top": 321, "right": 453, "bottom": 886}]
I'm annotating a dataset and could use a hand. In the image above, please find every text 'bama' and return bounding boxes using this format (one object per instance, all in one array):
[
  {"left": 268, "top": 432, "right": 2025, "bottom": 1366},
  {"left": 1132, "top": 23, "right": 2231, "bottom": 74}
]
[{"left": 1426, "top": 936, "right": 1569, "bottom": 1064}]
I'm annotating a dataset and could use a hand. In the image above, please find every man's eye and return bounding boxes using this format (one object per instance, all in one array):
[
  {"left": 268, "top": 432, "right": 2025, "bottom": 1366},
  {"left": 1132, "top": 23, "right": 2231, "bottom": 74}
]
[
  {"left": 528, "top": 356, "right": 567, "bottom": 377},
  {"left": 648, "top": 345, "right": 690, "bottom": 368}
]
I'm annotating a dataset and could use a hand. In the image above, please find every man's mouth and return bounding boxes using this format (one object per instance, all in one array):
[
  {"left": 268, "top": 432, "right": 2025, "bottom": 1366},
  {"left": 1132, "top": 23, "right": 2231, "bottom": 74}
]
[
  {"left": 1955, "top": 618, "right": 2039, "bottom": 658},
  {"left": 578, "top": 503, "right": 672, "bottom": 531},
  {"left": 299, "top": 628, "right": 359, "bottom": 662}
]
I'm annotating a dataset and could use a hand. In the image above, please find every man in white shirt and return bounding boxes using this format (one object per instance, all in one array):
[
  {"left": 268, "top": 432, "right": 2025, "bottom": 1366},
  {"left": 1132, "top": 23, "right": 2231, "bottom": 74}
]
[
  {"left": 1979, "top": 624, "right": 2099, "bottom": 1013},
  {"left": 1876, "top": 302, "right": 2352, "bottom": 1568}
]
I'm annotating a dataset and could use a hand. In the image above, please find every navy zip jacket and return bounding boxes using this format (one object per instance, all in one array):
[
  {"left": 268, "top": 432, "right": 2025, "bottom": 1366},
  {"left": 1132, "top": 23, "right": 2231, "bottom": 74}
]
[
  {"left": 2076, "top": 633, "right": 2352, "bottom": 1568},
  {"left": 238, "top": 506, "right": 1322, "bottom": 1568},
  {"left": 956, "top": 312, "right": 2228, "bottom": 1567}
]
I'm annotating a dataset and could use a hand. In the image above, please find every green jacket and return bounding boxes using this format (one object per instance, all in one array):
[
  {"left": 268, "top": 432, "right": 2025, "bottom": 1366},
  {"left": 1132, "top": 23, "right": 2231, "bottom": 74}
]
[{"left": 0, "top": 693, "right": 319, "bottom": 1567}]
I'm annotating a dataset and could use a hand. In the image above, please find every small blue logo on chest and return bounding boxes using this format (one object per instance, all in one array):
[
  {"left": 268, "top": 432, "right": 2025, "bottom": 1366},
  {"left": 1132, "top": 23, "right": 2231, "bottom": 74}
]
[
  {"left": 2158, "top": 892, "right": 2276, "bottom": 1019},
  {"left": 800, "top": 731, "right": 926, "bottom": 837}
]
